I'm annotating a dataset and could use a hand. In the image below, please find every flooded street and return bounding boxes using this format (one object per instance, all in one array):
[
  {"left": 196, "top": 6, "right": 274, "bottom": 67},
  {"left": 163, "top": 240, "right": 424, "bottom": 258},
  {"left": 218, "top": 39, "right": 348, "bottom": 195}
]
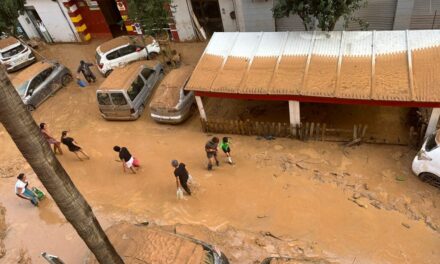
[{"left": 0, "top": 40, "right": 439, "bottom": 264}]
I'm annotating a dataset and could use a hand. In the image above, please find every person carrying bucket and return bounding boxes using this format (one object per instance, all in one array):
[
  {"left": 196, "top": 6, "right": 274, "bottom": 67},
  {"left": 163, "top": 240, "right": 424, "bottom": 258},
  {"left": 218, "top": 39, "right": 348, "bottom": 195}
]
[{"left": 15, "top": 173, "right": 39, "bottom": 206}]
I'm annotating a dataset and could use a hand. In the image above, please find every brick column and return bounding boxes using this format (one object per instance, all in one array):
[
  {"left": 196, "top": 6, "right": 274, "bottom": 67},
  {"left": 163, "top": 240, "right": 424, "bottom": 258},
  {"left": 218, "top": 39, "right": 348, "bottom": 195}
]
[{"left": 62, "top": 0, "right": 91, "bottom": 41}]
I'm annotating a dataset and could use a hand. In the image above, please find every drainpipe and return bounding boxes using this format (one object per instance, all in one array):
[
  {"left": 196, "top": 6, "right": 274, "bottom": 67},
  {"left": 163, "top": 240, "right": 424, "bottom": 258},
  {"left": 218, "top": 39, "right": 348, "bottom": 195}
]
[{"left": 55, "top": 0, "right": 80, "bottom": 42}]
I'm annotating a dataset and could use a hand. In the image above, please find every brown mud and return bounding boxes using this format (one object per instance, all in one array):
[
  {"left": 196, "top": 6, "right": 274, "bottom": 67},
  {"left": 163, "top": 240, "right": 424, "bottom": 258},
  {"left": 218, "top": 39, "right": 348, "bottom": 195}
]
[{"left": 0, "top": 40, "right": 439, "bottom": 264}]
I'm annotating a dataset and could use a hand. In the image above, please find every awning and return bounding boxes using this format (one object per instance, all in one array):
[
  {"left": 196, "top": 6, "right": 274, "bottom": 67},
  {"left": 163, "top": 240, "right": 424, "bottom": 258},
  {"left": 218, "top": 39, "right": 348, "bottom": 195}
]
[{"left": 186, "top": 31, "right": 440, "bottom": 106}]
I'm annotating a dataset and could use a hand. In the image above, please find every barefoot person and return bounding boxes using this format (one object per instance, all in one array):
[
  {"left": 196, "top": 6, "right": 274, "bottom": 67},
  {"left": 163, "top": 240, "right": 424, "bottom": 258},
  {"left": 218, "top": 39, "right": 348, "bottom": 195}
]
[
  {"left": 61, "top": 131, "right": 90, "bottom": 161},
  {"left": 113, "top": 146, "right": 139, "bottom": 174},
  {"left": 171, "top": 160, "right": 191, "bottom": 196},
  {"left": 40, "top": 123, "right": 63, "bottom": 155},
  {"left": 205, "top": 136, "right": 220, "bottom": 170},
  {"left": 15, "top": 173, "right": 39, "bottom": 206},
  {"left": 221, "top": 137, "right": 233, "bottom": 164}
]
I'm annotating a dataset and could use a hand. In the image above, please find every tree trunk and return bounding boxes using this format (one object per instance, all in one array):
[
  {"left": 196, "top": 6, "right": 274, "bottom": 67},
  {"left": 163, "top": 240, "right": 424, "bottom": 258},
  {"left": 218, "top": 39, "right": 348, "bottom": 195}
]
[{"left": 0, "top": 66, "right": 124, "bottom": 264}]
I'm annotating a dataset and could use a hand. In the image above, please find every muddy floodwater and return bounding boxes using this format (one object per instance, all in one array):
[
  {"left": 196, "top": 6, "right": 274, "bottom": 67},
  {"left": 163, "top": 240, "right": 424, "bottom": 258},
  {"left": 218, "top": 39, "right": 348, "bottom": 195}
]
[{"left": 0, "top": 40, "right": 439, "bottom": 264}]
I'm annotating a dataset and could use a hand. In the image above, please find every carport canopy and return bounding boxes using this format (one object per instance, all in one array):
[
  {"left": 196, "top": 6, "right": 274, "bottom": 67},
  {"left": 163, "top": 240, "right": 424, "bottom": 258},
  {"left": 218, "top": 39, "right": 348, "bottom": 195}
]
[{"left": 185, "top": 30, "right": 440, "bottom": 137}]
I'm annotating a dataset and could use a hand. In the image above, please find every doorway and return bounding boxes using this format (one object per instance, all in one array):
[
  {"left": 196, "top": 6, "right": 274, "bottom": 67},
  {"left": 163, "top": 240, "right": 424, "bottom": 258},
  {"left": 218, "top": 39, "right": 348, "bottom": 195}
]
[
  {"left": 25, "top": 7, "right": 53, "bottom": 43},
  {"left": 190, "top": 0, "right": 224, "bottom": 37},
  {"left": 97, "top": 0, "right": 126, "bottom": 37}
]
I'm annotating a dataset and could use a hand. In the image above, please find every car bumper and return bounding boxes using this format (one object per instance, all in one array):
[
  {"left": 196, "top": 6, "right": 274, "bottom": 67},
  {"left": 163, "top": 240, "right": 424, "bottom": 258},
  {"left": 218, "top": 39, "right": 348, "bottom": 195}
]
[
  {"left": 150, "top": 113, "right": 187, "bottom": 124},
  {"left": 412, "top": 156, "right": 426, "bottom": 176},
  {"left": 100, "top": 113, "right": 139, "bottom": 121},
  {"left": 6, "top": 56, "right": 36, "bottom": 72}
]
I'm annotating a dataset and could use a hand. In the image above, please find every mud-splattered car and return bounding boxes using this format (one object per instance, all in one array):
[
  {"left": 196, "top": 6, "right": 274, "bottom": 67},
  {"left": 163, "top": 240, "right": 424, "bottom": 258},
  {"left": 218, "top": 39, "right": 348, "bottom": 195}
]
[{"left": 12, "top": 61, "right": 72, "bottom": 111}]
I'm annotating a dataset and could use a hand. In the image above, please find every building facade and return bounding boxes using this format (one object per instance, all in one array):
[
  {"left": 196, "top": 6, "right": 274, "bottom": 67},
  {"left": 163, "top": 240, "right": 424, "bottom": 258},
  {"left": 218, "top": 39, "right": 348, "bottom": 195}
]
[{"left": 17, "top": 0, "right": 440, "bottom": 43}]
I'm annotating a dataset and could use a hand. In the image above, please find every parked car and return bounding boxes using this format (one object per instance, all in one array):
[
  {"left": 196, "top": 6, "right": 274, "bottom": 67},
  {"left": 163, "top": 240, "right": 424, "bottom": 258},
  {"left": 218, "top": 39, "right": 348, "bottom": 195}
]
[
  {"left": 95, "top": 35, "right": 160, "bottom": 77},
  {"left": 412, "top": 131, "right": 440, "bottom": 187},
  {"left": 87, "top": 222, "right": 229, "bottom": 264},
  {"left": 12, "top": 61, "right": 72, "bottom": 111},
  {"left": 96, "top": 60, "right": 163, "bottom": 120},
  {"left": 149, "top": 65, "right": 195, "bottom": 124},
  {"left": 0, "top": 36, "right": 36, "bottom": 72}
]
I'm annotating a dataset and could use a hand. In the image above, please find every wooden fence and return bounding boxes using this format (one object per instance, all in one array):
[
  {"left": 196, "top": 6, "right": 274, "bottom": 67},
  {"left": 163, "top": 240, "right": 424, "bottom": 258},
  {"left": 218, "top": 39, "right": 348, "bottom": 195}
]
[{"left": 201, "top": 119, "right": 427, "bottom": 147}]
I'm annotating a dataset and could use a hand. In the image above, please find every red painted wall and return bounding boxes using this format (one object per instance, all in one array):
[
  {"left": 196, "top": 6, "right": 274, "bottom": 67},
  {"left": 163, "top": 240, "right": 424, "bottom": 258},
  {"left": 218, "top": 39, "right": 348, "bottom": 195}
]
[{"left": 76, "top": 0, "right": 112, "bottom": 38}]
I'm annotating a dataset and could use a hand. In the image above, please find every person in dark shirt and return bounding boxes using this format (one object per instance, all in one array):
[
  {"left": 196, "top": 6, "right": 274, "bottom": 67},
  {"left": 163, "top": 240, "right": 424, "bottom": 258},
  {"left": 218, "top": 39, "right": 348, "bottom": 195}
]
[
  {"left": 171, "top": 160, "right": 191, "bottom": 195},
  {"left": 60, "top": 131, "right": 89, "bottom": 161},
  {"left": 113, "top": 145, "right": 140, "bottom": 174},
  {"left": 76, "top": 60, "right": 96, "bottom": 83},
  {"left": 205, "top": 136, "right": 219, "bottom": 170}
]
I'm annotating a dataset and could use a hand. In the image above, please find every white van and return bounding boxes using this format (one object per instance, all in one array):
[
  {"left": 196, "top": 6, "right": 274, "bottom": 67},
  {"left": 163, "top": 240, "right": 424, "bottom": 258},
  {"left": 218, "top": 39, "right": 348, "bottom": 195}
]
[
  {"left": 0, "top": 37, "right": 36, "bottom": 72},
  {"left": 412, "top": 131, "right": 440, "bottom": 187},
  {"left": 95, "top": 36, "right": 160, "bottom": 77},
  {"left": 96, "top": 60, "right": 163, "bottom": 120}
]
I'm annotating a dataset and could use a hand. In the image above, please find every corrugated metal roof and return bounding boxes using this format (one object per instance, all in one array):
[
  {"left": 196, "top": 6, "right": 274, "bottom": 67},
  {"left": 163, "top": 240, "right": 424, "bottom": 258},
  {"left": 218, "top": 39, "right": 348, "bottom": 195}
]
[{"left": 186, "top": 31, "right": 440, "bottom": 103}]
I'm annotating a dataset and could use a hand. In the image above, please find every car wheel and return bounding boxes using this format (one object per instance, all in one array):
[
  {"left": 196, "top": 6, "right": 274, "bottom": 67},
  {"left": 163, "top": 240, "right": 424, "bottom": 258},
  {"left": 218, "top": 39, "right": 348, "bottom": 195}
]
[
  {"left": 26, "top": 104, "right": 36, "bottom": 112},
  {"left": 148, "top": 52, "right": 159, "bottom": 60},
  {"left": 418, "top": 172, "right": 440, "bottom": 187},
  {"left": 61, "top": 74, "right": 73, "bottom": 86},
  {"left": 104, "top": 70, "right": 113, "bottom": 78}
]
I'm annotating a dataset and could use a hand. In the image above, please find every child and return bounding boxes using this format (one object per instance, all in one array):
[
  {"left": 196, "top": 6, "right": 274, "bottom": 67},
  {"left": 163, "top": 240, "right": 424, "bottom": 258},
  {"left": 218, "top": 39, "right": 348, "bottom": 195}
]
[{"left": 221, "top": 137, "right": 233, "bottom": 164}]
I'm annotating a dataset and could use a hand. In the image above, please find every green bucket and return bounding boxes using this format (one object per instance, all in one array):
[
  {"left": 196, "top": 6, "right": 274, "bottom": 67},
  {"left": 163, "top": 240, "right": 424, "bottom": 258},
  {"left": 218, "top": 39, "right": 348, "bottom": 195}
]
[{"left": 32, "top": 187, "right": 45, "bottom": 200}]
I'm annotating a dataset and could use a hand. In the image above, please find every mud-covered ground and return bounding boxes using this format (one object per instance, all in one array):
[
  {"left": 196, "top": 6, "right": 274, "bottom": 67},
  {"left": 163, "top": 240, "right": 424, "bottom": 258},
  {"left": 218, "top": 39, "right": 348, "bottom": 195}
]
[{"left": 0, "top": 39, "right": 439, "bottom": 264}]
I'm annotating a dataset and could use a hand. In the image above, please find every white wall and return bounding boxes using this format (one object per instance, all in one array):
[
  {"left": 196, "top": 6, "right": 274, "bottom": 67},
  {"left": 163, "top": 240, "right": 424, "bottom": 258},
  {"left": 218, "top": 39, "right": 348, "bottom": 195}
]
[
  {"left": 25, "top": 0, "right": 78, "bottom": 42},
  {"left": 218, "top": 0, "right": 238, "bottom": 31},
  {"left": 18, "top": 13, "right": 40, "bottom": 39},
  {"left": 173, "top": 0, "right": 197, "bottom": 41}
]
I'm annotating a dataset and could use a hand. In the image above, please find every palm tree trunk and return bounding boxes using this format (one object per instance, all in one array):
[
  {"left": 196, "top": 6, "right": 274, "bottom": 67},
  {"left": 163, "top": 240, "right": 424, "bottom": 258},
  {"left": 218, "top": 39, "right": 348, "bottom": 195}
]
[{"left": 0, "top": 66, "right": 124, "bottom": 264}]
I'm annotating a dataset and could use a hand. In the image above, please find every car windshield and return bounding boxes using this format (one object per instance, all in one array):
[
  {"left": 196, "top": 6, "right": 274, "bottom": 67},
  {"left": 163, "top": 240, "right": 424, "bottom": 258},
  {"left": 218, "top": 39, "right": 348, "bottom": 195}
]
[
  {"left": 425, "top": 134, "right": 438, "bottom": 152},
  {"left": 1, "top": 44, "right": 25, "bottom": 58},
  {"left": 15, "top": 81, "right": 29, "bottom": 97}
]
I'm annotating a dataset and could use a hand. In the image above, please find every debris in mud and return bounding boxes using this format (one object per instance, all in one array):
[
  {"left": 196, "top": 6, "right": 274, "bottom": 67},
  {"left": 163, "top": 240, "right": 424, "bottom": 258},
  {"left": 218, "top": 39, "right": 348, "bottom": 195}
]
[
  {"left": 349, "top": 197, "right": 369, "bottom": 208},
  {"left": 0, "top": 204, "right": 5, "bottom": 259},
  {"left": 274, "top": 145, "right": 284, "bottom": 151},
  {"left": 255, "top": 238, "right": 266, "bottom": 247},
  {"left": 257, "top": 215, "right": 268, "bottom": 219},
  {"left": 260, "top": 231, "right": 283, "bottom": 240},
  {"left": 401, "top": 222, "right": 410, "bottom": 229}
]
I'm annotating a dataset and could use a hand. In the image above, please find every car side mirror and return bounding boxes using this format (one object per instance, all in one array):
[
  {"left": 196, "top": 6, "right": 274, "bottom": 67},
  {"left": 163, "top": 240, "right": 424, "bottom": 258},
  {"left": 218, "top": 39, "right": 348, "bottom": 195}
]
[{"left": 136, "top": 47, "right": 142, "bottom": 52}]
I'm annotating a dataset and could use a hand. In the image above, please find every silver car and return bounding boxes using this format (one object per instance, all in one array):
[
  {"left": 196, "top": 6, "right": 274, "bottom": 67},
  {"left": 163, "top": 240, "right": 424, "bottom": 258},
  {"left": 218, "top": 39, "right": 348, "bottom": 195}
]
[
  {"left": 149, "top": 65, "right": 195, "bottom": 124},
  {"left": 12, "top": 61, "right": 72, "bottom": 111}
]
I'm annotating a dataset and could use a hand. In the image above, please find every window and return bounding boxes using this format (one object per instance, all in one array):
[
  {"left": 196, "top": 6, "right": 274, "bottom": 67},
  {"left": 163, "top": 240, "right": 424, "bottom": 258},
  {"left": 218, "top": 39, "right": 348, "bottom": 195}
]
[
  {"left": 111, "top": 93, "right": 127, "bottom": 105},
  {"left": 39, "top": 67, "right": 54, "bottom": 81},
  {"left": 97, "top": 92, "right": 111, "bottom": 105},
  {"left": 426, "top": 134, "right": 438, "bottom": 152},
  {"left": 27, "top": 75, "right": 43, "bottom": 96},
  {"left": 106, "top": 50, "right": 119, "bottom": 60},
  {"left": 1, "top": 44, "right": 25, "bottom": 58},
  {"left": 127, "top": 76, "right": 145, "bottom": 101},
  {"left": 141, "top": 68, "right": 154, "bottom": 80},
  {"left": 119, "top": 45, "right": 137, "bottom": 56}
]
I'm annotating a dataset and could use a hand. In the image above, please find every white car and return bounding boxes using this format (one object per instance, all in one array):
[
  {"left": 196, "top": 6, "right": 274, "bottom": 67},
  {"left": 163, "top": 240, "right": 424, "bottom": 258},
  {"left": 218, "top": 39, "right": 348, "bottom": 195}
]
[
  {"left": 412, "top": 132, "right": 440, "bottom": 187},
  {"left": 95, "top": 36, "right": 160, "bottom": 77},
  {"left": 0, "top": 37, "right": 36, "bottom": 72}
]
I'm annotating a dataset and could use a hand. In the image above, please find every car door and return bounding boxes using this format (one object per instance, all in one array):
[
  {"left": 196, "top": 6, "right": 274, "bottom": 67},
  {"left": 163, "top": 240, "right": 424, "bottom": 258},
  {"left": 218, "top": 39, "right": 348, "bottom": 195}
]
[
  {"left": 26, "top": 74, "right": 44, "bottom": 107},
  {"left": 140, "top": 67, "right": 155, "bottom": 96},
  {"left": 106, "top": 49, "right": 121, "bottom": 69},
  {"left": 117, "top": 45, "right": 138, "bottom": 66},
  {"left": 127, "top": 74, "right": 146, "bottom": 110}
]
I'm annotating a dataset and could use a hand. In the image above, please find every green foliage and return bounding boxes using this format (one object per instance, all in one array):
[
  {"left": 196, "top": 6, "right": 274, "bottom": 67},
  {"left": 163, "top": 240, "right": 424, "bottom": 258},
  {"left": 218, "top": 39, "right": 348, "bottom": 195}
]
[
  {"left": 127, "top": 0, "right": 172, "bottom": 35},
  {"left": 0, "top": 0, "right": 26, "bottom": 36},
  {"left": 273, "top": 0, "right": 368, "bottom": 31}
]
